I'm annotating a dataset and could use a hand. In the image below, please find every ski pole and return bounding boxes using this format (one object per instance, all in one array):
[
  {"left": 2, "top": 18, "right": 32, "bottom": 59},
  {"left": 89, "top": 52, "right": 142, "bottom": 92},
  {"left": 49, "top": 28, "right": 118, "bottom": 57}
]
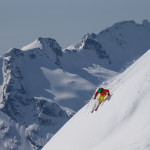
[
  {"left": 84, "top": 100, "right": 90, "bottom": 103},
  {"left": 110, "top": 84, "right": 121, "bottom": 94}
]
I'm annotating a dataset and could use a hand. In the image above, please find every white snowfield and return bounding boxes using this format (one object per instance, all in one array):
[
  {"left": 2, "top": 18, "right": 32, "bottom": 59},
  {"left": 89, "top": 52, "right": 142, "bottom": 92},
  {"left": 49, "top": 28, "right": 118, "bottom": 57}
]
[{"left": 42, "top": 49, "right": 150, "bottom": 150}]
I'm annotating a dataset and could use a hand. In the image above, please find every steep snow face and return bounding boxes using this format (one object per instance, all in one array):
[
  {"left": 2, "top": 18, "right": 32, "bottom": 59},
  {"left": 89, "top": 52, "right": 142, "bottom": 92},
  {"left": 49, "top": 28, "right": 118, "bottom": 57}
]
[
  {"left": 42, "top": 50, "right": 150, "bottom": 150},
  {"left": 66, "top": 20, "right": 150, "bottom": 71}
]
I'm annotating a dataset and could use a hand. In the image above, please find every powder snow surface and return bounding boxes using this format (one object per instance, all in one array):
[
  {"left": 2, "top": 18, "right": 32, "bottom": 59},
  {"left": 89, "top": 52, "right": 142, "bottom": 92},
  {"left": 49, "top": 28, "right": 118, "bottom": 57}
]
[{"left": 42, "top": 50, "right": 150, "bottom": 150}]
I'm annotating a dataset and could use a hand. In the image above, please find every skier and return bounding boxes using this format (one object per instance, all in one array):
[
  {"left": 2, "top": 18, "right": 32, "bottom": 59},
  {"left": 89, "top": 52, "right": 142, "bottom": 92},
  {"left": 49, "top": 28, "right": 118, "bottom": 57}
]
[
  {"left": 93, "top": 88, "right": 110, "bottom": 111},
  {"left": 94, "top": 88, "right": 110, "bottom": 101}
]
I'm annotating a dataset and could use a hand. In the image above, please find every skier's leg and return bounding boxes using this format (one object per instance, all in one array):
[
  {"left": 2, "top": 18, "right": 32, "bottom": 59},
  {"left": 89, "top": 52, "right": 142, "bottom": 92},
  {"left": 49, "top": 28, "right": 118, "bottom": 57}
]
[
  {"left": 95, "top": 94, "right": 106, "bottom": 111},
  {"left": 95, "top": 100, "right": 102, "bottom": 111},
  {"left": 91, "top": 100, "right": 98, "bottom": 113},
  {"left": 101, "top": 94, "right": 106, "bottom": 102},
  {"left": 98, "top": 95, "right": 101, "bottom": 101}
]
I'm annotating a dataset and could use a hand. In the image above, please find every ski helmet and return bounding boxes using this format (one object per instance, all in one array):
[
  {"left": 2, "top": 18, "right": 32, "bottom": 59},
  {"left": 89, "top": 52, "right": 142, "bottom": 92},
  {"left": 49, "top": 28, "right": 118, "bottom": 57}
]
[{"left": 98, "top": 88, "right": 102, "bottom": 93}]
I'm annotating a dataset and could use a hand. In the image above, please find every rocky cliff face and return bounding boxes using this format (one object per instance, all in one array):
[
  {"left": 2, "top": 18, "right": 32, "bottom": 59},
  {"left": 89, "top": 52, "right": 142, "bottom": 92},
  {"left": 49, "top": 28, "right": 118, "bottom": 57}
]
[
  {"left": 80, "top": 34, "right": 111, "bottom": 62},
  {"left": 0, "top": 38, "right": 74, "bottom": 150},
  {"left": 1, "top": 49, "right": 29, "bottom": 121}
]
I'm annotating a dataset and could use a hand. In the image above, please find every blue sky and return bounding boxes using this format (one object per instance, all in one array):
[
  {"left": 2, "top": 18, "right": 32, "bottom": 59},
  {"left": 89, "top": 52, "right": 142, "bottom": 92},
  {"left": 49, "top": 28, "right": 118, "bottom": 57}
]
[{"left": 0, "top": 0, "right": 150, "bottom": 54}]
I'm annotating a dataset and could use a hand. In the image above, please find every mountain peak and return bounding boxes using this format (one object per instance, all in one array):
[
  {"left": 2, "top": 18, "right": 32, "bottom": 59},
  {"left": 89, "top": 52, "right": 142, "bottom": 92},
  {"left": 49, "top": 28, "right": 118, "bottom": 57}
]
[
  {"left": 82, "top": 33, "right": 96, "bottom": 41},
  {"left": 38, "top": 37, "right": 62, "bottom": 52},
  {"left": 22, "top": 37, "right": 62, "bottom": 52},
  {"left": 21, "top": 39, "right": 43, "bottom": 51}
]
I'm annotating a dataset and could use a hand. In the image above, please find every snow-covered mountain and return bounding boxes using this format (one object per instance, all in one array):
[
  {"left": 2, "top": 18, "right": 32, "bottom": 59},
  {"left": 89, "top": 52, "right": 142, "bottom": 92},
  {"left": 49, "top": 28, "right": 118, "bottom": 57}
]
[
  {"left": 0, "top": 20, "right": 150, "bottom": 150},
  {"left": 0, "top": 39, "right": 75, "bottom": 149},
  {"left": 1, "top": 38, "right": 75, "bottom": 119},
  {"left": 66, "top": 20, "right": 150, "bottom": 71},
  {"left": 0, "top": 37, "right": 115, "bottom": 149},
  {"left": 42, "top": 48, "right": 150, "bottom": 150}
]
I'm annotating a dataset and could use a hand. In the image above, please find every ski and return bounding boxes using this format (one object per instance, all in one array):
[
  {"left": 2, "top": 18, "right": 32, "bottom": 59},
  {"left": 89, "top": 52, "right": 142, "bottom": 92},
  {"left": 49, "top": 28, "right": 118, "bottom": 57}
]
[
  {"left": 95, "top": 101, "right": 102, "bottom": 111},
  {"left": 91, "top": 102, "right": 97, "bottom": 113}
]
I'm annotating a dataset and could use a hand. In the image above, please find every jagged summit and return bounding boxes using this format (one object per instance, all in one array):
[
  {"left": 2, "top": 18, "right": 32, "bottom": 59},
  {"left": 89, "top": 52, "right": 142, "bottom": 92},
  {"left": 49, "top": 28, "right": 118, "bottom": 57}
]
[
  {"left": 22, "top": 37, "right": 62, "bottom": 52},
  {"left": 3, "top": 37, "right": 62, "bottom": 62},
  {"left": 3, "top": 37, "right": 63, "bottom": 69},
  {"left": 21, "top": 37, "right": 62, "bottom": 63},
  {"left": 65, "top": 33, "right": 97, "bottom": 51},
  {"left": 21, "top": 39, "right": 42, "bottom": 51}
]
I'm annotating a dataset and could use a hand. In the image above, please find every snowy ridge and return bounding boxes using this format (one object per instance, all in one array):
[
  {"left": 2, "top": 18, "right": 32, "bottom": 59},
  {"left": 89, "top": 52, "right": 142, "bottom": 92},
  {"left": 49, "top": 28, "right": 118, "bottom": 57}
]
[
  {"left": 42, "top": 49, "right": 150, "bottom": 150},
  {"left": 66, "top": 20, "right": 150, "bottom": 71},
  {"left": 22, "top": 39, "right": 43, "bottom": 51}
]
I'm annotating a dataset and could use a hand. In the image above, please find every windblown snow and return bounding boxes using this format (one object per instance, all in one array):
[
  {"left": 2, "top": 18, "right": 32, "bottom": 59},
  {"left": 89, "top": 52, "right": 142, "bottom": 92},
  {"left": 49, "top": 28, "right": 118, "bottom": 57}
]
[{"left": 42, "top": 49, "right": 150, "bottom": 150}]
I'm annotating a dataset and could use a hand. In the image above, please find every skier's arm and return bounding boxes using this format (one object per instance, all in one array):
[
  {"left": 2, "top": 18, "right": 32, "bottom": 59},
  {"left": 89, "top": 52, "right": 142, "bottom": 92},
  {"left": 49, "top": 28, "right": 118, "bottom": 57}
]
[
  {"left": 106, "top": 89, "right": 110, "bottom": 95},
  {"left": 94, "top": 91, "right": 99, "bottom": 99}
]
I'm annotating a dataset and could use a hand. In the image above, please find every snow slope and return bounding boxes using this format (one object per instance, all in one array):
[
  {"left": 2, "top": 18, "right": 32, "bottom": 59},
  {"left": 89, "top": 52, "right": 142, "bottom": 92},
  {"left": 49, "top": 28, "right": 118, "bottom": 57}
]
[{"left": 42, "top": 49, "right": 150, "bottom": 150}]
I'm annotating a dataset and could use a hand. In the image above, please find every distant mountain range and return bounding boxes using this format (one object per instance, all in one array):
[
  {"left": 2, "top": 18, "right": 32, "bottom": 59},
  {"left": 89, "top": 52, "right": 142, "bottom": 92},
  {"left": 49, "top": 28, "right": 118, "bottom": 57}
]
[{"left": 0, "top": 20, "right": 150, "bottom": 150}]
